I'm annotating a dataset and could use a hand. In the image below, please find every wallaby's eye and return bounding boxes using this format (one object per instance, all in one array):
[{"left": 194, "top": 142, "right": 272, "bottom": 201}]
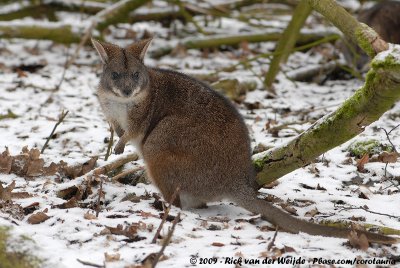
[
  {"left": 111, "top": 72, "right": 119, "bottom": 80},
  {"left": 132, "top": 71, "right": 139, "bottom": 80}
]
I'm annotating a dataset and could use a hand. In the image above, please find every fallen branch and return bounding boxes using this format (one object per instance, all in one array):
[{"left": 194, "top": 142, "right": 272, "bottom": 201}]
[
  {"left": 92, "top": 153, "right": 138, "bottom": 177},
  {"left": 0, "top": 23, "right": 80, "bottom": 44},
  {"left": 151, "top": 30, "right": 339, "bottom": 58},
  {"left": 111, "top": 166, "right": 144, "bottom": 182},
  {"left": 254, "top": 47, "right": 400, "bottom": 185}
]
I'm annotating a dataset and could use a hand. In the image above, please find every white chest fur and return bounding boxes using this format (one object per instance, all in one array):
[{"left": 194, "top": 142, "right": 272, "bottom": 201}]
[{"left": 101, "top": 98, "right": 130, "bottom": 131}]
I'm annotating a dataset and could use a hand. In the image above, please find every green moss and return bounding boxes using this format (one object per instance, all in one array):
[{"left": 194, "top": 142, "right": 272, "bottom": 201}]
[
  {"left": 354, "top": 24, "right": 375, "bottom": 57},
  {"left": 0, "top": 226, "right": 43, "bottom": 268},
  {"left": 347, "top": 139, "right": 392, "bottom": 158},
  {"left": 0, "top": 109, "right": 18, "bottom": 120}
]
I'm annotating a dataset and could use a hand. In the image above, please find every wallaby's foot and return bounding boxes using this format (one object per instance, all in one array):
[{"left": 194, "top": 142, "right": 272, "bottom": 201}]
[{"left": 114, "top": 141, "right": 125, "bottom": 154}]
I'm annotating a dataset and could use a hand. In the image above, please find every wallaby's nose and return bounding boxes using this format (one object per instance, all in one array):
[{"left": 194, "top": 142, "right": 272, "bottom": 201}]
[{"left": 122, "top": 89, "right": 131, "bottom": 96}]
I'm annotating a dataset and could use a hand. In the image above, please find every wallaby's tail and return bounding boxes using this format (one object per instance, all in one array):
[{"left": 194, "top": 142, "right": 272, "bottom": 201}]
[{"left": 235, "top": 191, "right": 398, "bottom": 244}]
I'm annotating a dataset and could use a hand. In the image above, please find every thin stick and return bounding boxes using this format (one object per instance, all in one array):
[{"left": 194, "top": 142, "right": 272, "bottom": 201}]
[
  {"left": 92, "top": 153, "right": 138, "bottom": 177},
  {"left": 111, "top": 166, "right": 144, "bottom": 182},
  {"left": 151, "top": 187, "right": 181, "bottom": 244},
  {"left": 95, "top": 175, "right": 104, "bottom": 217},
  {"left": 337, "top": 204, "right": 400, "bottom": 219},
  {"left": 76, "top": 259, "right": 104, "bottom": 268},
  {"left": 53, "top": 46, "right": 70, "bottom": 91},
  {"left": 267, "top": 226, "right": 279, "bottom": 251},
  {"left": 41, "top": 110, "right": 69, "bottom": 154},
  {"left": 104, "top": 124, "right": 114, "bottom": 161},
  {"left": 378, "top": 124, "right": 400, "bottom": 153},
  {"left": 152, "top": 212, "right": 181, "bottom": 268}
]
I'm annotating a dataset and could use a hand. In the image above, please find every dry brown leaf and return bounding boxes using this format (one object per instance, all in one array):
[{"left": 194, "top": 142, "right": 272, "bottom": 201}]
[
  {"left": 140, "top": 211, "right": 158, "bottom": 219},
  {"left": 84, "top": 212, "right": 97, "bottom": 220},
  {"left": 211, "top": 242, "right": 225, "bottom": 247},
  {"left": 104, "top": 252, "right": 120, "bottom": 262},
  {"left": 378, "top": 151, "right": 399, "bottom": 163},
  {"left": 54, "top": 197, "right": 79, "bottom": 209},
  {"left": 283, "top": 245, "right": 296, "bottom": 253},
  {"left": 348, "top": 230, "right": 369, "bottom": 251},
  {"left": 43, "top": 162, "right": 59, "bottom": 176},
  {"left": 305, "top": 208, "right": 319, "bottom": 217},
  {"left": 107, "top": 224, "right": 138, "bottom": 239},
  {"left": 12, "top": 192, "right": 32, "bottom": 199},
  {"left": 0, "top": 147, "right": 12, "bottom": 173},
  {"left": 0, "top": 181, "right": 15, "bottom": 201},
  {"left": 28, "top": 211, "right": 50, "bottom": 224},
  {"left": 357, "top": 154, "right": 369, "bottom": 172}
]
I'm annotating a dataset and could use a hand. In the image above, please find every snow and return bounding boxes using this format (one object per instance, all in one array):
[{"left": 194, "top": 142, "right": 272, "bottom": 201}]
[{"left": 0, "top": 1, "right": 399, "bottom": 267}]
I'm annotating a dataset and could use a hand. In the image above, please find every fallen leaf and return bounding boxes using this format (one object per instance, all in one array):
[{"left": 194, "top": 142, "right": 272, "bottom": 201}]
[
  {"left": 305, "top": 208, "right": 319, "bottom": 217},
  {"left": 84, "top": 212, "right": 97, "bottom": 220},
  {"left": 0, "top": 147, "right": 12, "bottom": 173},
  {"left": 0, "top": 181, "right": 15, "bottom": 201},
  {"left": 53, "top": 197, "right": 79, "bottom": 209},
  {"left": 104, "top": 252, "right": 120, "bottom": 262},
  {"left": 378, "top": 151, "right": 398, "bottom": 163},
  {"left": 28, "top": 211, "right": 50, "bottom": 224},
  {"left": 357, "top": 154, "right": 369, "bottom": 172},
  {"left": 211, "top": 242, "right": 225, "bottom": 247}
]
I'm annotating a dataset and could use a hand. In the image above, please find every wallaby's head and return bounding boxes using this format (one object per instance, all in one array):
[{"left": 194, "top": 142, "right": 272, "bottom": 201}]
[{"left": 92, "top": 38, "right": 152, "bottom": 100}]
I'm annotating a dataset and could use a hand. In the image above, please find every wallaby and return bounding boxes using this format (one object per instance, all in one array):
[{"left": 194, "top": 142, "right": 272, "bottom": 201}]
[
  {"left": 92, "top": 38, "right": 398, "bottom": 244},
  {"left": 342, "top": 0, "right": 400, "bottom": 70}
]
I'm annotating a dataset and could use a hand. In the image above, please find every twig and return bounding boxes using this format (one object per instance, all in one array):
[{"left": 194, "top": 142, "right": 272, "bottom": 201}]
[
  {"left": 378, "top": 124, "right": 400, "bottom": 153},
  {"left": 267, "top": 226, "right": 279, "bottom": 251},
  {"left": 104, "top": 124, "right": 114, "bottom": 161},
  {"left": 76, "top": 259, "right": 104, "bottom": 268},
  {"left": 53, "top": 46, "right": 70, "bottom": 91},
  {"left": 152, "top": 212, "right": 181, "bottom": 268},
  {"left": 111, "top": 166, "right": 144, "bottom": 182},
  {"left": 336, "top": 204, "right": 400, "bottom": 219},
  {"left": 41, "top": 110, "right": 69, "bottom": 154},
  {"left": 151, "top": 187, "right": 181, "bottom": 244},
  {"left": 95, "top": 175, "right": 105, "bottom": 217}
]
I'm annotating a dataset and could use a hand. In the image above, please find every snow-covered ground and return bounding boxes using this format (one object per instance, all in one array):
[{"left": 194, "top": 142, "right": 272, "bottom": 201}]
[{"left": 0, "top": 1, "right": 399, "bottom": 267}]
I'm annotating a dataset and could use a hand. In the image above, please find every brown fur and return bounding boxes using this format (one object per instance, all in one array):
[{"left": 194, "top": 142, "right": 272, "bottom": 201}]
[{"left": 92, "top": 38, "right": 398, "bottom": 244}]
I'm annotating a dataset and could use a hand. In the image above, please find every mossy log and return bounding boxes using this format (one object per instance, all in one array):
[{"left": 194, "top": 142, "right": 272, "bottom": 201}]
[
  {"left": 151, "top": 30, "right": 339, "bottom": 58},
  {"left": 96, "top": 0, "right": 152, "bottom": 31},
  {"left": 0, "top": 23, "right": 81, "bottom": 44},
  {"left": 254, "top": 48, "right": 400, "bottom": 185}
]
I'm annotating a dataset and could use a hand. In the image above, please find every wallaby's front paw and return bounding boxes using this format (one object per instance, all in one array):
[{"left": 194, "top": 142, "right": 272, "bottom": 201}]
[{"left": 114, "top": 144, "right": 125, "bottom": 154}]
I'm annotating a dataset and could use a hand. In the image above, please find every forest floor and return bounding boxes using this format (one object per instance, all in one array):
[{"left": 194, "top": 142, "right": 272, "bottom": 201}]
[{"left": 0, "top": 1, "right": 399, "bottom": 267}]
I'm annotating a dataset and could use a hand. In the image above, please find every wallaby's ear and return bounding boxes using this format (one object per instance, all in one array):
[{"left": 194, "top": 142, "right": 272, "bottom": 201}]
[
  {"left": 91, "top": 38, "right": 119, "bottom": 64},
  {"left": 126, "top": 37, "right": 153, "bottom": 62}
]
